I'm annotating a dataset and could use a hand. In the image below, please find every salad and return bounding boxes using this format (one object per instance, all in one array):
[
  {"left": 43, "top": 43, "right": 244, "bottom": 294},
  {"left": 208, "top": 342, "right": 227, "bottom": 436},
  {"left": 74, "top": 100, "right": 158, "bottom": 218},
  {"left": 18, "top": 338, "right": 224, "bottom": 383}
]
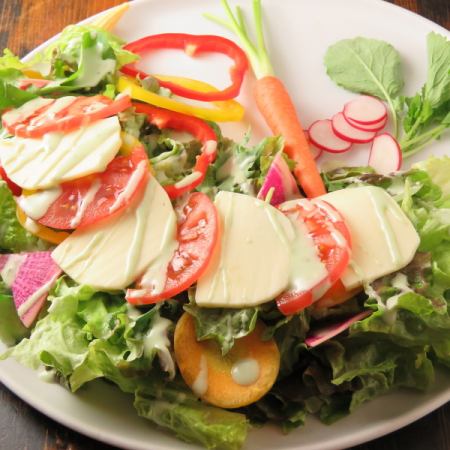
[{"left": 0, "top": 1, "right": 449, "bottom": 449}]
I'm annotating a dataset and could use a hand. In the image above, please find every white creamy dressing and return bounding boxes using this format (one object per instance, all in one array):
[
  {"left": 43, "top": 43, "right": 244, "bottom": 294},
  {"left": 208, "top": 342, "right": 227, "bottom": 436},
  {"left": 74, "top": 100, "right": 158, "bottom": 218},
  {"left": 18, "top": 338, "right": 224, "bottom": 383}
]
[
  {"left": 72, "top": 42, "right": 116, "bottom": 88},
  {"left": 282, "top": 209, "right": 328, "bottom": 292},
  {"left": 365, "top": 273, "right": 412, "bottom": 325},
  {"left": 69, "top": 179, "right": 102, "bottom": 228},
  {"left": 0, "top": 116, "right": 122, "bottom": 190},
  {"left": 367, "top": 188, "right": 401, "bottom": 265},
  {"left": 0, "top": 254, "right": 26, "bottom": 288},
  {"left": 29, "top": 96, "right": 77, "bottom": 125},
  {"left": 138, "top": 227, "right": 178, "bottom": 296},
  {"left": 23, "top": 217, "right": 41, "bottom": 234},
  {"left": 192, "top": 354, "right": 208, "bottom": 396},
  {"left": 174, "top": 171, "right": 202, "bottom": 190},
  {"left": 17, "top": 277, "right": 57, "bottom": 317},
  {"left": 143, "top": 314, "right": 175, "bottom": 379},
  {"left": 108, "top": 160, "right": 148, "bottom": 213},
  {"left": 17, "top": 186, "right": 62, "bottom": 220},
  {"left": 231, "top": 358, "right": 260, "bottom": 386},
  {"left": 52, "top": 177, "right": 178, "bottom": 290},
  {"left": 2, "top": 97, "right": 53, "bottom": 126}
]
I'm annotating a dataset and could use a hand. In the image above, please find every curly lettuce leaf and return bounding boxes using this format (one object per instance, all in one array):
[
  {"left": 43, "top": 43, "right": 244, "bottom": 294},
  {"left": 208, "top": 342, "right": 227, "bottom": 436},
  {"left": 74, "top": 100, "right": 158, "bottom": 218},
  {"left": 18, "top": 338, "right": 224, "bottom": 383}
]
[
  {"left": 0, "top": 182, "right": 49, "bottom": 252},
  {"left": 0, "top": 282, "right": 28, "bottom": 346},
  {"left": 0, "top": 68, "right": 38, "bottom": 111},
  {"left": 198, "top": 134, "right": 286, "bottom": 197},
  {"left": 184, "top": 305, "right": 258, "bottom": 355},
  {"left": 135, "top": 381, "right": 248, "bottom": 450}
]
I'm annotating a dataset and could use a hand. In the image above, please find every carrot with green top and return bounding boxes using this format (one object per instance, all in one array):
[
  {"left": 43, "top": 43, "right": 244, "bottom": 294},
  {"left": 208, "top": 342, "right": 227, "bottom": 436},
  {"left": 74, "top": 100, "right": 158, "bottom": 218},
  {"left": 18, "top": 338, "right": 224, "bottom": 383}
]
[{"left": 205, "top": 0, "right": 326, "bottom": 197}]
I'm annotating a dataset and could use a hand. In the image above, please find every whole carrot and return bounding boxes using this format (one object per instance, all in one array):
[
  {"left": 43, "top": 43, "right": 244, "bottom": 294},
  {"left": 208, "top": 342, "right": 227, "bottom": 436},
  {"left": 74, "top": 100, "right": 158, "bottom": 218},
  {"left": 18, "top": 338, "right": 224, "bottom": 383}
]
[{"left": 206, "top": 0, "right": 326, "bottom": 197}]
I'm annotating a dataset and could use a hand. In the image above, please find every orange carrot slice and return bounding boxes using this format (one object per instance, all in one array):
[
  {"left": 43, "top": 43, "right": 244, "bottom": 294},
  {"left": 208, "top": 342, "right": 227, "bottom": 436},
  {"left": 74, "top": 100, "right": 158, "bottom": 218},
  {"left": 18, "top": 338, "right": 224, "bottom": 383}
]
[{"left": 174, "top": 312, "right": 280, "bottom": 409}]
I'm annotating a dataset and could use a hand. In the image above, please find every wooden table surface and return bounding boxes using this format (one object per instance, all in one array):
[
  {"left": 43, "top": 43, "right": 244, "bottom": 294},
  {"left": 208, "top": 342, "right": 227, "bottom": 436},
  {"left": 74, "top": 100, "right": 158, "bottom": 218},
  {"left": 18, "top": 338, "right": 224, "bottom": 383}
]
[{"left": 0, "top": 0, "right": 449, "bottom": 449}]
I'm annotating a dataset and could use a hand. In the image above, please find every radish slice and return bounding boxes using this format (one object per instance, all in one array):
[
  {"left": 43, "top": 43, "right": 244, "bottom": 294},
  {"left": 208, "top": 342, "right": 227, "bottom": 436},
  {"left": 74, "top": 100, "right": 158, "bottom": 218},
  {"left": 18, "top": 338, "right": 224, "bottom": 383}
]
[
  {"left": 332, "top": 112, "right": 376, "bottom": 144},
  {"left": 305, "top": 310, "right": 372, "bottom": 347},
  {"left": 304, "top": 130, "right": 323, "bottom": 160},
  {"left": 257, "top": 151, "right": 302, "bottom": 205},
  {"left": 344, "top": 115, "right": 387, "bottom": 132},
  {"left": 368, "top": 133, "right": 402, "bottom": 175},
  {"left": 308, "top": 119, "right": 352, "bottom": 153},
  {"left": 0, "top": 252, "right": 61, "bottom": 327},
  {"left": 343, "top": 96, "right": 387, "bottom": 125}
]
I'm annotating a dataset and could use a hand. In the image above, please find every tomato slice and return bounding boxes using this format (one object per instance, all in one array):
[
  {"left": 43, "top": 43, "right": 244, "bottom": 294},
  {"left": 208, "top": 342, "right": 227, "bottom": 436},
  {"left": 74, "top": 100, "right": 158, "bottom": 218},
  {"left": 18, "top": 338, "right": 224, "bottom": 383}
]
[
  {"left": 0, "top": 165, "right": 22, "bottom": 196},
  {"left": 276, "top": 199, "right": 351, "bottom": 315},
  {"left": 126, "top": 192, "right": 218, "bottom": 305},
  {"left": 2, "top": 94, "right": 131, "bottom": 138},
  {"left": 25, "top": 145, "right": 149, "bottom": 230}
]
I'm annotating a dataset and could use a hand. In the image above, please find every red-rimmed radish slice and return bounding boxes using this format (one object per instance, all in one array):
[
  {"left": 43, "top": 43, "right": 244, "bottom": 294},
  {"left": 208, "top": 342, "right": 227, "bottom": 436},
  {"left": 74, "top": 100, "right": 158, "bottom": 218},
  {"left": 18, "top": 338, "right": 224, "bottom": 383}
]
[
  {"left": 344, "top": 115, "right": 387, "bottom": 132},
  {"left": 331, "top": 112, "right": 376, "bottom": 144},
  {"left": 308, "top": 119, "right": 352, "bottom": 153},
  {"left": 305, "top": 310, "right": 372, "bottom": 347},
  {"left": 304, "top": 130, "right": 323, "bottom": 160},
  {"left": 343, "top": 95, "right": 387, "bottom": 125},
  {"left": 368, "top": 133, "right": 402, "bottom": 175}
]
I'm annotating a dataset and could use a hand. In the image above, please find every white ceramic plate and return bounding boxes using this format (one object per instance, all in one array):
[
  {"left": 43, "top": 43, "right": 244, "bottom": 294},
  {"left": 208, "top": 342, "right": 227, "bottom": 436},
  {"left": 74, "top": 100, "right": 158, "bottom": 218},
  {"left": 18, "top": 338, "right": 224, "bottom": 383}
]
[{"left": 0, "top": 0, "right": 449, "bottom": 449}]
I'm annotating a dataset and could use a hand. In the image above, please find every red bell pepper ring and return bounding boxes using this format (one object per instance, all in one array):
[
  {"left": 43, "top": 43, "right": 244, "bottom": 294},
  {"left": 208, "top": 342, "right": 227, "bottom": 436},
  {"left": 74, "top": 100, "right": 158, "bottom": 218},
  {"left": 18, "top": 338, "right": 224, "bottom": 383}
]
[
  {"left": 122, "top": 33, "right": 248, "bottom": 102},
  {"left": 133, "top": 102, "right": 217, "bottom": 199}
]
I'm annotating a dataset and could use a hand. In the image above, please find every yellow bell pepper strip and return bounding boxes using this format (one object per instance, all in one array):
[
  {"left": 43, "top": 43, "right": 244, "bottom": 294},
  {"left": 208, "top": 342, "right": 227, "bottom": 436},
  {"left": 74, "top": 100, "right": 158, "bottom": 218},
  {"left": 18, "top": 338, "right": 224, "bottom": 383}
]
[
  {"left": 16, "top": 206, "right": 69, "bottom": 245},
  {"left": 90, "top": 3, "right": 129, "bottom": 30},
  {"left": 117, "top": 75, "right": 244, "bottom": 122},
  {"left": 121, "top": 33, "right": 248, "bottom": 102}
]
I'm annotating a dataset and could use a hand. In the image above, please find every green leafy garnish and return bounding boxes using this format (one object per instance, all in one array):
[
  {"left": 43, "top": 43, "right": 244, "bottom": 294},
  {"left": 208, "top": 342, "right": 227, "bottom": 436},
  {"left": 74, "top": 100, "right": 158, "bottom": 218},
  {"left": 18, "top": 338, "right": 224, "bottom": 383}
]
[
  {"left": 324, "top": 37, "right": 403, "bottom": 137},
  {"left": 324, "top": 32, "right": 449, "bottom": 156}
]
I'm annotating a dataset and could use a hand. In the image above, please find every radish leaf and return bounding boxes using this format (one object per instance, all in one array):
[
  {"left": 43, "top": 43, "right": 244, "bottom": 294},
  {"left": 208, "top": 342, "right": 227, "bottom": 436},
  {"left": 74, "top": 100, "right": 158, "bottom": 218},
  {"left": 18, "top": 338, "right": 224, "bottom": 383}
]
[{"left": 324, "top": 37, "right": 404, "bottom": 137}]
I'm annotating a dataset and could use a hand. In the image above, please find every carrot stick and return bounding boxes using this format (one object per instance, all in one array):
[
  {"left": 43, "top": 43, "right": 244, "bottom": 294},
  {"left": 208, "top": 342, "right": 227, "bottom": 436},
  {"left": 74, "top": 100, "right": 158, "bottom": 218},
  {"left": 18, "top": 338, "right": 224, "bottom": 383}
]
[
  {"left": 205, "top": 0, "right": 326, "bottom": 197},
  {"left": 255, "top": 76, "right": 326, "bottom": 197}
]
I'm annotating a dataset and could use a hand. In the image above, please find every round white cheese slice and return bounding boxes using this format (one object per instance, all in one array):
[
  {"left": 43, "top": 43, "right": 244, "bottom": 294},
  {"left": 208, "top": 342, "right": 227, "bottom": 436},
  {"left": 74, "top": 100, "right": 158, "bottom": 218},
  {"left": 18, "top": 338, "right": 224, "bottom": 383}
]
[
  {"left": 195, "top": 191, "right": 294, "bottom": 308},
  {"left": 52, "top": 177, "right": 177, "bottom": 290},
  {"left": 0, "top": 116, "right": 122, "bottom": 190}
]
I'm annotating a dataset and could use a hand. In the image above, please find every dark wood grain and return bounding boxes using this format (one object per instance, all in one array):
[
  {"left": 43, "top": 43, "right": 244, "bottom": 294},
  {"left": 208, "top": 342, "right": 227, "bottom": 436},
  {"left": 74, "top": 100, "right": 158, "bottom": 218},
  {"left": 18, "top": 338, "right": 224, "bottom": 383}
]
[{"left": 0, "top": 1, "right": 448, "bottom": 449}]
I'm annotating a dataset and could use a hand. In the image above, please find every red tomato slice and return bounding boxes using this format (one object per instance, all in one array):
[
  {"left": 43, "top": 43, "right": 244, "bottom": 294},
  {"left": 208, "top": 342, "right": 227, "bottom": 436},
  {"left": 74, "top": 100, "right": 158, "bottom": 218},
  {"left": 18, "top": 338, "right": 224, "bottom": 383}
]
[
  {"left": 276, "top": 199, "right": 351, "bottom": 315},
  {"left": 3, "top": 94, "right": 131, "bottom": 138},
  {"left": 29, "top": 145, "right": 149, "bottom": 230},
  {"left": 0, "top": 165, "right": 22, "bottom": 196},
  {"left": 17, "top": 78, "right": 51, "bottom": 90},
  {"left": 126, "top": 192, "right": 218, "bottom": 305}
]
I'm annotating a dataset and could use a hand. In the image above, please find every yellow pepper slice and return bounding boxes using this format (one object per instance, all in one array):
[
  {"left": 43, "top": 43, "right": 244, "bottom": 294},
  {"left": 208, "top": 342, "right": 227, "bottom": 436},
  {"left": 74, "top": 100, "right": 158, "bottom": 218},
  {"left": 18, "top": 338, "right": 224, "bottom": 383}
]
[
  {"left": 90, "top": 3, "right": 129, "bottom": 31},
  {"left": 117, "top": 75, "right": 244, "bottom": 122},
  {"left": 16, "top": 206, "right": 69, "bottom": 245}
]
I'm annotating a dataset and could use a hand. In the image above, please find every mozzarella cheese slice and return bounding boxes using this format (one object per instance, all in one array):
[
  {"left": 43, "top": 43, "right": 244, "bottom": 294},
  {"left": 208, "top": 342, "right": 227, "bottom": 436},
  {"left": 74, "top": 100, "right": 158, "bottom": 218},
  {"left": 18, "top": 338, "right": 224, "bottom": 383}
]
[
  {"left": 52, "top": 177, "right": 177, "bottom": 290},
  {"left": 196, "top": 191, "right": 295, "bottom": 308},
  {"left": 0, "top": 116, "right": 121, "bottom": 190},
  {"left": 320, "top": 186, "right": 420, "bottom": 289}
]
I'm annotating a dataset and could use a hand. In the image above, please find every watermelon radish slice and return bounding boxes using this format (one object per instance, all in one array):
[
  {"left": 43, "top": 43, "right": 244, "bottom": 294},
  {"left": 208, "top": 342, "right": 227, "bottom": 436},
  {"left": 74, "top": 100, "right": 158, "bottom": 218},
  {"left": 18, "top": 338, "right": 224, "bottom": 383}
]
[
  {"left": 343, "top": 96, "right": 387, "bottom": 125},
  {"left": 344, "top": 115, "right": 387, "bottom": 132},
  {"left": 305, "top": 310, "right": 372, "bottom": 347},
  {"left": 331, "top": 112, "right": 377, "bottom": 143},
  {"left": 368, "top": 133, "right": 402, "bottom": 175},
  {"left": 0, "top": 252, "right": 61, "bottom": 327},
  {"left": 257, "top": 151, "right": 301, "bottom": 205},
  {"left": 308, "top": 120, "right": 352, "bottom": 153}
]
